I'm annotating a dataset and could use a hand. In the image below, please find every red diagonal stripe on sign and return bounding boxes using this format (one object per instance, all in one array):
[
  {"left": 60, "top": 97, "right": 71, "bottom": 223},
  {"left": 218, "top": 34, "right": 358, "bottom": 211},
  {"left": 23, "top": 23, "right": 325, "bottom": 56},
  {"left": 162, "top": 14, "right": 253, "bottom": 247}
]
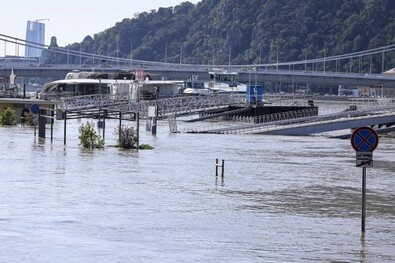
[{"left": 355, "top": 131, "right": 374, "bottom": 150}]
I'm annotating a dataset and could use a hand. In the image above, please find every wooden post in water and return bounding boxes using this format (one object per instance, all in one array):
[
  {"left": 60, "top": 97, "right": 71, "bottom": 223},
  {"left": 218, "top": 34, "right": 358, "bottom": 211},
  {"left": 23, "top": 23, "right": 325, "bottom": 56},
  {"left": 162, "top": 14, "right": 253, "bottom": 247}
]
[
  {"left": 33, "top": 115, "right": 36, "bottom": 137},
  {"left": 102, "top": 110, "right": 106, "bottom": 140},
  {"left": 63, "top": 111, "right": 67, "bottom": 145},
  {"left": 136, "top": 83, "right": 141, "bottom": 148},
  {"left": 119, "top": 112, "right": 122, "bottom": 144},
  {"left": 215, "top": 159, "right": 225, "bottom": 178},
  {"left": 215, "top": 158, "right": 219, "bottom": 177},
  {"left": 50, "top": 106, "right": 54, "bottom": 142},
  {"left": 221, "top": 159, "right": 225, "bottom": 178}
]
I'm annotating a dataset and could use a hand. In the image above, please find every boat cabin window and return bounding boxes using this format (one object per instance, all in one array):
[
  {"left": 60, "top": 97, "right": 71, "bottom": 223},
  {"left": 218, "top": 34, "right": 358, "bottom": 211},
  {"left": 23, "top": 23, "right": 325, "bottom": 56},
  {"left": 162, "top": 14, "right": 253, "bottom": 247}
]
[
  {"left": 185, "top": 81, "right": 205, "bottom": 89},
  {"left": 210, "top": 73, "right": 235, "bottom": 82},
  {"left": 52, "top": 83, "right": 110, "bottom": 95},
  {"left": 77, "top": 83, "right": 109, "bottom": 95}
]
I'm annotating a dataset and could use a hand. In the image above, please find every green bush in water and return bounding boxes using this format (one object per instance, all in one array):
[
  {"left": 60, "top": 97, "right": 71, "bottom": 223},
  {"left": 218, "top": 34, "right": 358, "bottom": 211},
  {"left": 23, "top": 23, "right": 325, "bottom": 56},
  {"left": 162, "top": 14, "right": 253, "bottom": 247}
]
[
  {"left": 138, "top": 144, "right": 154, "bottom": 150},
  {"left": 117, "top": 125, "right": 138, "bottom": 149},
  {"left": 0, "top": 107, "right": 17, "bottom": 125},
  {"left": 79, "top": 121, "right": 105, "bottom": 149}
]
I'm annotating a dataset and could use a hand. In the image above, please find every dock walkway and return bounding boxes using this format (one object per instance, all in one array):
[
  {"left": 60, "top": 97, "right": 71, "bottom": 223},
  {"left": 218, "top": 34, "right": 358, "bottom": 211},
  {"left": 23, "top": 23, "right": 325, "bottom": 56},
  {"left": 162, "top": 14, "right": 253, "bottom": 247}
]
[{"left": 189, "top": 105, "right": 395, "bottom": 135}]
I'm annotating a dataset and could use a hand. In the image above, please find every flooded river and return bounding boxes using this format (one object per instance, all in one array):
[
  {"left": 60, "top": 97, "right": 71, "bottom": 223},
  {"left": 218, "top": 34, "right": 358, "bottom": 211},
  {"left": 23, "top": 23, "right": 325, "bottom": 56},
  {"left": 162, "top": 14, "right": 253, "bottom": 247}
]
[{"left": 0, "top": 104, "right": 394, "bottom": 262}]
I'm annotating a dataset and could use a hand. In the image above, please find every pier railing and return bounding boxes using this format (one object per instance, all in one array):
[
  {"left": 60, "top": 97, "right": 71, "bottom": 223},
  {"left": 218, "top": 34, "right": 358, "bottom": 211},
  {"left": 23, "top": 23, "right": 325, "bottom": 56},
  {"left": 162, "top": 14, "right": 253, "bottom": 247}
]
[
  {"left": 58, "top": 93, "right": 247, "bottom": 118},
  {"left": 191, "top": 104, "right": 395, "bottom": 134},
  {"left": 114, "top": 93, "right": 246, "bottom": 118},
  {"left": 58, "top": 94, "right": 132, "bottom": 111}
]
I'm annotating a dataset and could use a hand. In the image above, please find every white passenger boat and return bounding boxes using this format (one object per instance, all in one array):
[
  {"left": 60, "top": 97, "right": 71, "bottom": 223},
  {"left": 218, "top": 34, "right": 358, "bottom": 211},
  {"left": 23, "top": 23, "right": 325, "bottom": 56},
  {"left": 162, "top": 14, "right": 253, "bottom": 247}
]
[
  {"left": 181, "top": 78, "right": 212, "bottom": 95},
  {"left": 40, "top": 71, "right": 182, "bottom": 100},
  {"left": 206, "top": 69, "right": 247, "bottom": 93}
]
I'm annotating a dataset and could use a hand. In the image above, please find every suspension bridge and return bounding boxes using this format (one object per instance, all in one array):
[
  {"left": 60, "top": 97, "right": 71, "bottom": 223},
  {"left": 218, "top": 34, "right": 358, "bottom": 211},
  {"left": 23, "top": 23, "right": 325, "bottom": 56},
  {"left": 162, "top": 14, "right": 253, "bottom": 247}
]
[
  {"left": 2, "top": 33, "right": 395, "bottom": 137},
  {"left": 1, "top": 33, "right": 395, "bottom": 96}
]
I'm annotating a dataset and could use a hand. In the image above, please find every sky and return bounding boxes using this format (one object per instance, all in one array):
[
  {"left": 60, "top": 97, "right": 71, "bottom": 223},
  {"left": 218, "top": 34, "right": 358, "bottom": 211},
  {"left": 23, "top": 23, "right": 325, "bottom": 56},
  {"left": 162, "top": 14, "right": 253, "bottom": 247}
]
[{"left": 0, "top": 0, "right": 201, "bottom": 56}]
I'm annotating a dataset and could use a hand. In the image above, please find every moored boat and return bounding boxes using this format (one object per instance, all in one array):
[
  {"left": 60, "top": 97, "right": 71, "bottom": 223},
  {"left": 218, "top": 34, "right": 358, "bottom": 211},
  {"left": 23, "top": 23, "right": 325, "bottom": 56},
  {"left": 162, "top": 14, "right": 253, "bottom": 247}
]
[
  {"left": 181, "top": 78, "right": 212, "bottom": 95},
  {"left": 206, "top": 69, "right": 247, "bottom": 93},
  {"left": 40, "top": 70, "right": 182, "bottom": 100}
]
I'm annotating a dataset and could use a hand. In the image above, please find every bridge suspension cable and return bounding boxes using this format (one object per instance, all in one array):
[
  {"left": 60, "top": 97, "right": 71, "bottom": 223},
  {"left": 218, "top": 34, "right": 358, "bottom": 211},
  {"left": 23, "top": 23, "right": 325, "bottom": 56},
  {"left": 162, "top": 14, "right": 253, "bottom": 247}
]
[{"left": 1, "top": 33, "right": 394, "bottom": 72}]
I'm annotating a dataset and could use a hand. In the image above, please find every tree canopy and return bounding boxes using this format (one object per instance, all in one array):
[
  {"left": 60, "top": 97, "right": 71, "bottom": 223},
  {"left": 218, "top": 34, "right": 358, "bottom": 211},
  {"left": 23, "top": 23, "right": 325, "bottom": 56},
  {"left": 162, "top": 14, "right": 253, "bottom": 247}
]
[{"left": 45, "top": 0, "right": 395, "bottom": 71}]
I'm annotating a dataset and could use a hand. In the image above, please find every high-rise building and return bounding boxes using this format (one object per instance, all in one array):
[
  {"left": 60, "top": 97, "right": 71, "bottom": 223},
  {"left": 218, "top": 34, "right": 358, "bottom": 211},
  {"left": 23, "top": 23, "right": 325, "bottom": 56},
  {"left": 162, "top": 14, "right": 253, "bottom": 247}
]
[{"left": 25, "top": 20, "right": 45, "bottom": 58}]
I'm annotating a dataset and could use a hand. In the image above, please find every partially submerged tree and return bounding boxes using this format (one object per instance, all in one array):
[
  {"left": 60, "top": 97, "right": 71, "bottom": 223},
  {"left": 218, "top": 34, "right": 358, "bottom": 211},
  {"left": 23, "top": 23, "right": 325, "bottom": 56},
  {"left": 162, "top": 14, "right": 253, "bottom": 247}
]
[
  {"left": 116, "top": 125, "right": 153, "bottom": 150},
  {"left": 79, "top": 121, "right": 104, "bottom": 149},
  {"left": 117, "top": 125, "right": 138, "bottom": 149},
  {"left": 0, "top": 107, "right": 17, "bottom": 125}
]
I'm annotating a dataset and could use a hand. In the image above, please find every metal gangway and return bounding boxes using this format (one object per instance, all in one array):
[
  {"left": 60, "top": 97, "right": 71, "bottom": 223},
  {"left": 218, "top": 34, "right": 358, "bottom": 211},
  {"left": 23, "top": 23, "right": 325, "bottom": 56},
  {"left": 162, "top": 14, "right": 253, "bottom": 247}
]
[
  {"left": 192, "top": 105, "right": 395, "bottom": 135},
  {"left": 57, "top": 93, "right": 247, "bottom": 118}
]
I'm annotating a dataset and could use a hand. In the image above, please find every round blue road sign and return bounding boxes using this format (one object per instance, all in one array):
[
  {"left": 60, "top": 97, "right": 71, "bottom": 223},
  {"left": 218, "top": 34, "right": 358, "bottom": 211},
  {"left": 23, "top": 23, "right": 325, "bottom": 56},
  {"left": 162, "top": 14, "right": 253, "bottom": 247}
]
[
  {"left": 351, "top": 127, "right": 379, "bottom": 152},
  {"left": 31, "top": 104, "right": 40, "bottom": 114}
]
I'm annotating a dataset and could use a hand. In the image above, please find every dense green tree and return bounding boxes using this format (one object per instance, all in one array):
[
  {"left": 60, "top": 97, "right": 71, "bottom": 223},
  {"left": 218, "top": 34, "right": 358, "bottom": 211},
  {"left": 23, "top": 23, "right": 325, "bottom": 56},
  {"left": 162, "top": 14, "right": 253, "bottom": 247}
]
[
  {"left": 0, "top": 107, "right": 17, "bottom": 125},
  {"left": 79, "top": 121, "right": 105, "bottom": 149},
  {"left": 44, "top": 0, "right": 395, "bottom": 72}
]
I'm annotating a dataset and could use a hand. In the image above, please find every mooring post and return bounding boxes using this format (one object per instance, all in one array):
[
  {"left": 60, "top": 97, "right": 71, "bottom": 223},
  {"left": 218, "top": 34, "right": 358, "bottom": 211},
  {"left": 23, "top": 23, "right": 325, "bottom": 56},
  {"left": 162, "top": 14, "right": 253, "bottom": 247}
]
[
  {"left": 102, "top": 112, "right": 106, "bottom": 140},
  {"left": 221, "top": 159, "right": 225, "bottom": 178},
  {"left": 215, "top": 158, "right": 219, "bottom": 177},
  {"left": 136, "top": 83, "right": 140, "bottom": 148},
  {"left": 215, "top": 159, "right": 225, "bottom": 177},
  {"left": 50, "top": 106, "right": 54, "bottom": 142},
  {"left": 38, "top": 113, "right": 46, "bottom": 139},
  {"left": 64, "top": 111, "right": 67, "bottom": 145},
  {"left": 34, "top": 115, "right": 36, "bottom": 137},
  {"left": 119, "top": 111, "right": 122, "bottom": 143},
  {"left": 136, "top": 111, "right": 140, "bottom": 148}
]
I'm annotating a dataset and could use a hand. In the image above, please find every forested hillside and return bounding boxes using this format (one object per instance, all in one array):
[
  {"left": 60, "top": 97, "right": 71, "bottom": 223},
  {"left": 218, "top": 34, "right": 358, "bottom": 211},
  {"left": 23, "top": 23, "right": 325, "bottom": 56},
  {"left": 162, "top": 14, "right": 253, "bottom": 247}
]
[{"left": 45, "top": 0, "right": 395, "bottom": 71}]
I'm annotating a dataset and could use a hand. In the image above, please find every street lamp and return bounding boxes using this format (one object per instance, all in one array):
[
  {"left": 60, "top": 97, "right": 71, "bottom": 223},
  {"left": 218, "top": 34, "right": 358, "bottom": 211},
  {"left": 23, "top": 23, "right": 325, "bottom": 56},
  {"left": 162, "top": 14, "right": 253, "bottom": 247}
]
[
  {"left": 130, "top": 42, "right": 133, "bottom": 69},
  {"left": 164, "top": 43, "right": 183, "bottom": 65},
  {"left": 212, "top": 46, "right": 215, "bottom": 66},
  {"left": 79, "top": 45, "right": 82, "bottom": 67},
  {"left": 276, "top": 46, "right": 279, "bottom": 72},
  {"left": 382, "top": 50, "right": 385, "bottom": 73},
  {"left": 165, "top": 43, "right": 167, "bottom": 64},
  {"left": 152, "top": 86, "right": 159, "bottom": 135},
  {"left": 323, "top": 47, "right": 326, "bottom": 73},
  {"left": 228, "top": 46, "right": 231, "bottom": 71},
  {"left": 179, "top": 44, "right": 183, "bottom": 65},
  {"left": 304, "top": 49, "right": 307, "bottom": 71}
]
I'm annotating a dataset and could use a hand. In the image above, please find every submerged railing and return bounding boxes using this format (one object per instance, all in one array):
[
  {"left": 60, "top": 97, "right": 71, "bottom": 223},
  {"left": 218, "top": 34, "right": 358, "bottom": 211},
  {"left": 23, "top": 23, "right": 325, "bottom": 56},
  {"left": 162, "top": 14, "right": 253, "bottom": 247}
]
[{"left": 195, "top": 104, "right": 395, "bottom": 134}]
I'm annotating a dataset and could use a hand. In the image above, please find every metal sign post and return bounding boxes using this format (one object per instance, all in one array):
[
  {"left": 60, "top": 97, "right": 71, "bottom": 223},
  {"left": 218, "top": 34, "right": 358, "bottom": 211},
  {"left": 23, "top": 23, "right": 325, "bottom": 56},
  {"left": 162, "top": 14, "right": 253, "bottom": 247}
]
[
  {"left": 31, "top": 104, "right": 40, "bottom": 138},
  {"left": 362, "top": 167, "right": 366, "bottom": 232},
  {"left": 350, "top": 127, "right": 379, "bottom": 233},
  {"left": 136, "top": 75, "right": 144, "bottom": 148}
]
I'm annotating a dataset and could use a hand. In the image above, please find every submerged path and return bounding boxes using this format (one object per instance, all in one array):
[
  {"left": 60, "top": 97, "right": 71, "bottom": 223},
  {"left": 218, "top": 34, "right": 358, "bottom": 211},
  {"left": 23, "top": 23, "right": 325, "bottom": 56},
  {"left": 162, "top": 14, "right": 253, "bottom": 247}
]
[{"left": 188, "top": 105, "right": 395, "bottom": 135}]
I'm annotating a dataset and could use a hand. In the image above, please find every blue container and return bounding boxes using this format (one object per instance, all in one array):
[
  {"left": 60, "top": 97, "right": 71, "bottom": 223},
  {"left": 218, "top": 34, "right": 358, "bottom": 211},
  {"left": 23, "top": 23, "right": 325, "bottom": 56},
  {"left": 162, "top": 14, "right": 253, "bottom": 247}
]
[
  {"left": 246, "top": 85, "right": 263, "bottom": 105},
  {"left": 246, "top": 85, "right": 255, "bottom": 104}
]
